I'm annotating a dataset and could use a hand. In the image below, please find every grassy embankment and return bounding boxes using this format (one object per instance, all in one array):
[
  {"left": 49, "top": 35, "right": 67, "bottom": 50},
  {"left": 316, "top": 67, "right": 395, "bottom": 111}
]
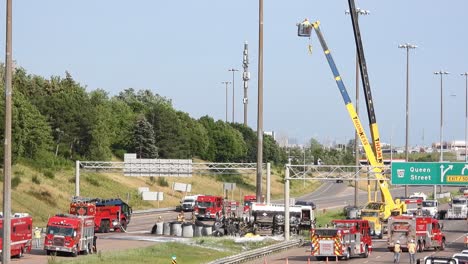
[
  {"left": 49, "top": 237, "right": 277, "bottom": 264},
  {"left": 0, "top": 157, "right": 322, "bottom": 227}
]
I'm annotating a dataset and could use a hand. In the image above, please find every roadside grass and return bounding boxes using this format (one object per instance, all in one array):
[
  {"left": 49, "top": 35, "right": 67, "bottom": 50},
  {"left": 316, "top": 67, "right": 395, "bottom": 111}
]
[
  {"left": 53, "top": 238, "right": 278, "bottom": 264},
  {"left": 1, "top": 157, "right": 323, "bottom": 227},
  {"left": 315, "top": 208, "right": 346, "bottom": 227}
]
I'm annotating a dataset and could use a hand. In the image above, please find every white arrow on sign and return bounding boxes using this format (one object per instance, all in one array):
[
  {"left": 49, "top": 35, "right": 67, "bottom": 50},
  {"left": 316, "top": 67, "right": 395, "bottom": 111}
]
[
  {"left": 462, "top": 164, "right": 468, "bottom": 175},
  {"left": 439, "top": 164, "right": 454, "bottom": 183}
]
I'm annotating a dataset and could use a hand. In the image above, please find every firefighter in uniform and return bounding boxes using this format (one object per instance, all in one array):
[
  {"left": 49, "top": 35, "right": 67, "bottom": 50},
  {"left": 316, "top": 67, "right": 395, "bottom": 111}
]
[
  {"left": 408, "top": 239, "right": 417, "bottom": 264},
  {"left": 394, "top": 240, "right": 401, "bottom": 264},
  {"left": 34, "top": 227, "right": 41, "bottom": 248},
  {"left": 177, "top": 212, "right": 185, "bottom": 222}
]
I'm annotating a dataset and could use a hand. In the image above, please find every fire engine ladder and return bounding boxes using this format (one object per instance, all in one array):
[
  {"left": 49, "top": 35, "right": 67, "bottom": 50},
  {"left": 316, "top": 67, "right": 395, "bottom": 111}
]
[
  {"left": 297, "top": 20, "right": 396, "bottom": 214},
  {"left": 347, "top": 0, "right": 384, "bottom": 167}
]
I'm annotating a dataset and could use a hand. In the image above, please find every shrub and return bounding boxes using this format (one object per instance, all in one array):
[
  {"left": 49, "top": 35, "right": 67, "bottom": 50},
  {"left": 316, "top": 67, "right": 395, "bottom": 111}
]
[
  {"left": 157, "top": 177, "right": 169, "bottom": 187},
  {"left": 32, "top": 174, "right": 41, "bottom": 185},
  {"left": 43, "top": 170, "right": 55, "bottom": 179},
  {"left": 85, "top": 175, "right": 101, "bottom": 187},
  {"left": 12, "top": 175, "right": 22, "bottom": 189}
]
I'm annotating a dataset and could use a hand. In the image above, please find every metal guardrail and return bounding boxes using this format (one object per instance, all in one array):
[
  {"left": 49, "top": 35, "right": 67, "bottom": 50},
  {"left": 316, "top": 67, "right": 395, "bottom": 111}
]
[
  {"left": 206, "top": 239, "right": 303, "bottom": 264},
  {"left": 132, "top": 208, "right": 175, "bottom": 215}
]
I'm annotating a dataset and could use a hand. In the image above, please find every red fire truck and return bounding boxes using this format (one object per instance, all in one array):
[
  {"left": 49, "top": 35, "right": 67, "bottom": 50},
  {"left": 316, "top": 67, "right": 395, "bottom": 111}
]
[
  {"left": 44, "top": 214, "right": 95, "bottom": 256},
  {"left": 243, "top": 195, "right": 257, "bottom": 213},
  {"left": 401, "top": 198, "right": 423, "bottom": 215},
  {"left": 310, "top": 219, "right": 372, "bottom": 260},
  {"left": 387, "top": 215, "right": 446, "bottom": 252},
  {"left": 193, "top": 195, "right": 224, "bottom": 220},
  {"left": 69, "top": 197, "right": 132, "bottom": 233},
  {"left": 224, "top": 200, "right": 239, "bottom": 217},
  {"left": 0, "top": 213, "right": 33, "bottom": 258}
]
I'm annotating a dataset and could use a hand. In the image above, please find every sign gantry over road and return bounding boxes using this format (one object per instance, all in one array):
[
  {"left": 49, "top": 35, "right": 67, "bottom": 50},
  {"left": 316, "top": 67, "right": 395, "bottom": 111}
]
[{"left": 391, "top": 162, "right": 468, "bottom": 185}]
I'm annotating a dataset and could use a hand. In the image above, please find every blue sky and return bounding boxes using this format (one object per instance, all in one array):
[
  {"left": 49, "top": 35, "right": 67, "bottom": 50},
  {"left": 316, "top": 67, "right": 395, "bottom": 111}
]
[{"left": 2, "top": 1, "right": 468, "bottom": 147}]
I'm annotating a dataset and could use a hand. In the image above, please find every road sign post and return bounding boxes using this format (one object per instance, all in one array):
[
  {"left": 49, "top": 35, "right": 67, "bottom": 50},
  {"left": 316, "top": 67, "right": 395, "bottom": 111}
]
[{"left": 391, "top": 162, "right": 468, "bottom": 185}]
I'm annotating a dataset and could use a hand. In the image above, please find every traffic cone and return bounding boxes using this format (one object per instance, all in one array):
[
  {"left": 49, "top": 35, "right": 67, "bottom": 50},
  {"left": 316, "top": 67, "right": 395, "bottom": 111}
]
[
  {"left": 285, "top": 257, "right": 289, "bottom": 264},
  {"left": 263, "top": 257, "right": 267, "bottom": 264},
  {"left": 308, "top": 257, "right": 311, "bottom": 264}
]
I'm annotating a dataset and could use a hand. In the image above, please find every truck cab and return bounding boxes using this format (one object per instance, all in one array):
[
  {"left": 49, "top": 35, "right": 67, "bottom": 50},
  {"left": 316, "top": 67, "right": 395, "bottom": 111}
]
[
  {"left": 44, "top": 214, "right": 95, "bottom": 257},
  {"left": 181, "top": 195, "right": 200, "bottom": 212},
  {"left": 422, "top": 200, "right": 439, "bottom": 218},
  {"left": 311, "top": 219, "right": 372, "bottom": 260},
  {"left": 446, "top": 196, "right": 468, "bottom": 220},
  {"left": 193, "top": 195, "right": 224, "bottom": 220}
]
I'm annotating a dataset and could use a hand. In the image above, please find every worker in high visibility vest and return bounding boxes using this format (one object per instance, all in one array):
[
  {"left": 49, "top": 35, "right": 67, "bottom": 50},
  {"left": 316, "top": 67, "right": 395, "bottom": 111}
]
[
  {"left": 408, "top": 239, "right": 417, "bottom": 264},
  {"left": 393, "top": 240, "right": 401, "bottom": 264}
]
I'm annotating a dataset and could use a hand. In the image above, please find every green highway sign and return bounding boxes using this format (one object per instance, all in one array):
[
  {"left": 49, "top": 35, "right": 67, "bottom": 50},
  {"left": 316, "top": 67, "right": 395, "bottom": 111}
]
[{"left": 391, "top": 162, "right": 468, "bottom": 185}]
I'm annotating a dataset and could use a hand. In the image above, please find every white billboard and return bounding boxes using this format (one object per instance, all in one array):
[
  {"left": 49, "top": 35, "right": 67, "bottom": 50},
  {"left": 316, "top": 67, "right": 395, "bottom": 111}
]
[{"left": 123, "top": 154, "right": 192, "bottom": 177}]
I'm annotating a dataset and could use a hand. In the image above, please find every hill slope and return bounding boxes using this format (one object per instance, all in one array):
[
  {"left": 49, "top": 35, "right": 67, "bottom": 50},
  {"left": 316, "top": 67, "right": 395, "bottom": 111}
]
[{"left": 1, "top": 160, "right": 319, "bottom": 226}]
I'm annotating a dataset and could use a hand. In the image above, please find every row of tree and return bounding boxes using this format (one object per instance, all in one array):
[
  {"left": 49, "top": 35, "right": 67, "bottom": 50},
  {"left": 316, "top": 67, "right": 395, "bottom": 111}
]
[{"left": 0, "top": 66, "right": 357, "bottom": 166}]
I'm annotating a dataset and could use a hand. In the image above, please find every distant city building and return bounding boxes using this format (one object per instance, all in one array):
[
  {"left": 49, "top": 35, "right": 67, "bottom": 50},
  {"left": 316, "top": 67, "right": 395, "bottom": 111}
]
[{"left": 264, "top": 131, "right": 276, "bottom": 140}]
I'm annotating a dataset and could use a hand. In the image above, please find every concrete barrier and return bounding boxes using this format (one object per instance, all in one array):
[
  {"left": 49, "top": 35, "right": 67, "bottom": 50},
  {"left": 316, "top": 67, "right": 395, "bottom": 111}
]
[
  {"left": 194, "top": 225, "right": 203, "bottom": 237},
  {"left": 171, "top": 222, "right": 182, "bottom": 237},
  {"left": 202, "top": 226, "right": 212, "bottom": 236},
  {"left": 163, "top": 222, "right": 171, "bottom": 236},
  {"left": 182, "top": 223, "right": 194, "bottom": 237},
  {"left": 155, "top": 222, "right": 164, "bottom": 235}
]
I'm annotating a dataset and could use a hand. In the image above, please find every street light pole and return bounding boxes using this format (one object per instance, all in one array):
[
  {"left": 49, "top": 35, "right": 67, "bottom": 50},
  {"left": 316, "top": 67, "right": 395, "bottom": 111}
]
[
  {"left": 399, "top": 43, "right": 417, "bottom": 198},
  {"left": 346, "top": 7, "right": 369, "bottom": 207},
  {"left": 434, "top": 70, "right": 449, "bottom": 198},
  {"left": 228, "top": 68, "right": 239, "bottom": 123},
  {"left": 221, "top": 81, "right": 231, "bottom": 122},
  {"left": 462, "top": 72, "right": 468, "bottom": 162}
]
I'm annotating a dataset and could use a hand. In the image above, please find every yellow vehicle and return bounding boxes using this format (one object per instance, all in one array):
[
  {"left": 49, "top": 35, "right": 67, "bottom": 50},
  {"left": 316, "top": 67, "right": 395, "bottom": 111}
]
[{"left": 297, "top": 17, "right": 404, "bottom": 236}]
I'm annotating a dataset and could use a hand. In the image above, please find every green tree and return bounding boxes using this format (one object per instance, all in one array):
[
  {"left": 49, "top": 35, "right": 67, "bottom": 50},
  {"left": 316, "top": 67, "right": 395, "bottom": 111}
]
[{"left": 130, "top": 115, "right": 158, "bottom": 159}]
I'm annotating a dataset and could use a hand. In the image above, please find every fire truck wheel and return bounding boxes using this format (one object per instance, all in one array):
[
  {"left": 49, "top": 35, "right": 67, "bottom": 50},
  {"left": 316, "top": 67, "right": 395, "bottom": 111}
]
[
  {"left": 344, "top": 248, "right": 351, "bottom": 260},
  {"left": 440, "top": 238, "right": 446, "bottom": 250},
  {"left": 71, "top": 247, "right": 78, "bottom": 257},
  {"left": 361, "top": 245, "right": 369, "bottom": 258},
  {"left": 417, "top": 241, "right": 423, "bottom": 252},
  {"left": 120, "top": 220, "right": 127, "bottom": 231}
]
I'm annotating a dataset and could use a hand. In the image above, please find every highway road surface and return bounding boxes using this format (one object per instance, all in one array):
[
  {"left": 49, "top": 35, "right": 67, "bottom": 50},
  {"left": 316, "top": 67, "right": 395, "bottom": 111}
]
[
  {"left": 244, "top": 219, "right": 468, "bottom": 264},
  {"left": 12, "top": 182, "right": 465, "bottom": 263}
]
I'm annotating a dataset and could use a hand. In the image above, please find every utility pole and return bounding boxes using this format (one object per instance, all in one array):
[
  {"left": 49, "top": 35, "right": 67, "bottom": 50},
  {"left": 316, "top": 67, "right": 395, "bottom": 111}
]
[
  {"left": 242, "top": 41, "right": 250, "bottom": 126},
  {"left": 228, "top": 68, "right": 239, "bottom": 123},
  {"left": 3, "top": 0, "right": 13, "bottom": 262},
  {"left": 434, "top": 70, "right": 449, "bottom": 198},
  {"left": 461, "top": 72, "right": 468, "bottom": 162},
  {"left": 256, "top": 0, "right": 264, "bottom": 203},
  {"left": 221, "top": 81, "right": 231, "bottom": 122},
  {"left": 399, "top": 43, "right": 417, "bottom": 197}
]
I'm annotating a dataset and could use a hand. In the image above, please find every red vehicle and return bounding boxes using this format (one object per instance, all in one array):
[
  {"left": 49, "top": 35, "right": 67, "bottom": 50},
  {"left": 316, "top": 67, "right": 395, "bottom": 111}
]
[
  {"left": 387, "top": 215, "right": 446, "bottom": 252},
  {"left": 193, "top": 195, "right": 224, "bottom": 220},
  {"left": 44, "top": 214, "right": 95, "bottom": 256},
  {"left": 311, "top": 219, "right": 372, "bottom": 260},
  {"left": 224, "top": 200, "right": 239, "bottom": 217},
  {"left": 243, "top": 195, "right": 257, "bottom": 213},
  {"left": 401, "top": 198, "right": 423, "bottom": 215},
  {"left": 0, "top": 213, "right": 33, "bottom": 258},
  {"left": 69, "top": 197, "right": 132, "bottom": 233}
]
